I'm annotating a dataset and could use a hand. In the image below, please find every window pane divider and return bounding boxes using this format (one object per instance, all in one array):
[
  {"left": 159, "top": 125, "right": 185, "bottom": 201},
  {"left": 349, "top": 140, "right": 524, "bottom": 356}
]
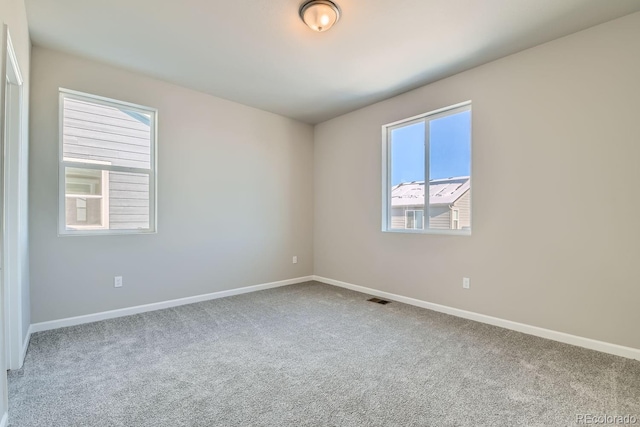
[
  {"left": 423, "top": 118, "right": 430, "bottom": 229},
  {"left": 65, "top": 194, "right": 103, "bottom": 199}
]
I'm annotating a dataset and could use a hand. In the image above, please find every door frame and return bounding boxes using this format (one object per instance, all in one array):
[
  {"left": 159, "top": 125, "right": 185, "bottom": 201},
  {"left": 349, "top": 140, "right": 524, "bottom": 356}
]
[{"left": 1, "top": 26, "right": 25, "bottom": 371}]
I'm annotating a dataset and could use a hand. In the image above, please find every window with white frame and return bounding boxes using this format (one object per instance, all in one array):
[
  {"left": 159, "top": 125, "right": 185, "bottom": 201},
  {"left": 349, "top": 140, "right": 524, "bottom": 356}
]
[
  {"left": 64, "top": 163, "right": 109, "bottom": 229},
  {"left": 451, "top": 208, "right": 460, "bottom": 230},
  {"left": 405, "top": 209, "right": 424, "bottom": 230},
  {"left": 383, "top": 102, "right": 471, "bottom": 234},
  {"left": 59, "top": 89, "right": 157, "bottom": 235}
]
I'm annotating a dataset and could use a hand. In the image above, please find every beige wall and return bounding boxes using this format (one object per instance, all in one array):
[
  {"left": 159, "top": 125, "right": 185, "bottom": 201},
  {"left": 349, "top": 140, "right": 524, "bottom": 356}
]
[
  {"left": 314, "top": 12, "right": 640, "bottom": 349},
  {"left": 29, "top": 47, "right": 314, "bottom": 323}
]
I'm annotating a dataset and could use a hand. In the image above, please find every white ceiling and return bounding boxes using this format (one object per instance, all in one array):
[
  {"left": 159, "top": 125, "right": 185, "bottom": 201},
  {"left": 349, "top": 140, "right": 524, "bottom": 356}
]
[{"left": 25, "top": 0, "right": 640, "bottom": 124}]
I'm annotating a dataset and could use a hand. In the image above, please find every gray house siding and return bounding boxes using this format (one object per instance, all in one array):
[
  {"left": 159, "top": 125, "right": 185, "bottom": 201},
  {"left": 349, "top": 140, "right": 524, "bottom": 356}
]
[
  {"left": 391, "top": 207, "right": 406, "bottom": 229},
  {"left": 428, "top": 206, "right": 450, "bottom": 229},
  {"left": 109, "top": 172, "right": 150, "bottom": 230}
]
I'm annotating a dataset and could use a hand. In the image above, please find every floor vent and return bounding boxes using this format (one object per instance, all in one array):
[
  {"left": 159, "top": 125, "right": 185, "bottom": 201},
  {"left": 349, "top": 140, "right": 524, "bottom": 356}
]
[{"left": 368, "top": 298, "right": 390, "bottom": 305}]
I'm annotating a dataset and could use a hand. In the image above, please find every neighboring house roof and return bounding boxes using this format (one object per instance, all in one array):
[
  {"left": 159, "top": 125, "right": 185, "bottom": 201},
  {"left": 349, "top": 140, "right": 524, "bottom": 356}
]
[{"left": 391, "top": 176, "right": 470, "bottom": 207}]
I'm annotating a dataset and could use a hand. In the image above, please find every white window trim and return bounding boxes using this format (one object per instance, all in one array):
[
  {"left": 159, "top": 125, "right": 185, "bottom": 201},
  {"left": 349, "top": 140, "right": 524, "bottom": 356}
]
[
  {"left": 381, "top": 100, "right": 472, "bottom": 236},
  {"left": 58, "top": 88, "right": 158, "bottom": 236}
]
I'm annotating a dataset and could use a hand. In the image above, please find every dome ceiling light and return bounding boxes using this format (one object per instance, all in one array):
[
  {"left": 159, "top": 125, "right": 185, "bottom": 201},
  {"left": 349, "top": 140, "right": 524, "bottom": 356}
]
[{"left": 299, "top": 0, "right": 341, "bottom": 33}]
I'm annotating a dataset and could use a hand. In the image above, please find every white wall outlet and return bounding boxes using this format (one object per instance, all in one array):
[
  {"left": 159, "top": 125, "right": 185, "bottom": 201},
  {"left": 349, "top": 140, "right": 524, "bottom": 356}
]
[
  {"left": 463, "top": 277, "right": 470, "bottom": 289},
  {"left": 114, "top": 276, "right": 123, "bottom": 288},
  {"left": 292, "top": 256, "right": 298, "bottom": 264}
]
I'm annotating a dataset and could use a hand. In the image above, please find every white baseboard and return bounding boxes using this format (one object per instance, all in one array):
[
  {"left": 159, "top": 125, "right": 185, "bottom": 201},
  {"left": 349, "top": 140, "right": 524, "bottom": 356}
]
[
  {"left": 21, "top": 324, "right": 32, "bottom": 364},
  {"left": 27, "top": 274, "right": 640, "bottom": 361},
  {"left": 31, "top": 276, "right": 314, "bottom": 334},
  {"left": 313, "top": 275, "right": 640, "bottom": 361},
  {"left": 0, "top": 412, "right": 7, "bottom": 427}
]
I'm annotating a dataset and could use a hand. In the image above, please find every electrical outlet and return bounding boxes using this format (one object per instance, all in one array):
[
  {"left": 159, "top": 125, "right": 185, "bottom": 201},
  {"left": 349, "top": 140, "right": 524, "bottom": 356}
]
[
  {"left": 292, "top": 256, "right": 298, "bottom": 264},
  {"left": 114, "top": 276, "right": 123, "bottom": 288},
  {"left": 463, "top": 277, "right": 470, "bottom": 289}
]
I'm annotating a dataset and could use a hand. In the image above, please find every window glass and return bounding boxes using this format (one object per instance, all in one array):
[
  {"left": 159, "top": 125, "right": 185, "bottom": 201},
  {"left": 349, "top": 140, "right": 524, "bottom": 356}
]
[
  {"left": 59, "top": 90, "right": 156, "bottom": 235},
  {"left": 384, "top": 103, "right": 471, "bottom": 234}
]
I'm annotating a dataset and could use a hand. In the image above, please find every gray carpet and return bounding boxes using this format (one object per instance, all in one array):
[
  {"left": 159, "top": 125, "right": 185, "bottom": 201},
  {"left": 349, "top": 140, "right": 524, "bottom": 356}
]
[{"left": 8, "top": 281, "right": 640, "bottom": 426}]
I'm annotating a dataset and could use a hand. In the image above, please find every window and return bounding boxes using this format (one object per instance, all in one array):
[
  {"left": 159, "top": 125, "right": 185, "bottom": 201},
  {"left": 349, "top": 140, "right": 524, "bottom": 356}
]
[
  {"left": 405, "top": 210, "right": 424, "bottom": 230},
  {"left": 451, "top": 208, "right": 460, "bottom": 230},
  {"left": 382, "top": 102, "right": 471, "bottom": 234},
  {"left": 59, "top": 89, "right": 157, "bottom": 235},
  {"left": 64, "top": 164, "right": 109, "bottom": 229}
]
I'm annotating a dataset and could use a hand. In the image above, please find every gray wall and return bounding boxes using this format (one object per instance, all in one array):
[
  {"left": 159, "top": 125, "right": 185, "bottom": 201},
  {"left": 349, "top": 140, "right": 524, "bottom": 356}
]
[
  {"left": 29, "top": 47, "right": 314, "bottom": 323},
  {"left": 314, "top": 12, "right": 640, "bottom": 350}
]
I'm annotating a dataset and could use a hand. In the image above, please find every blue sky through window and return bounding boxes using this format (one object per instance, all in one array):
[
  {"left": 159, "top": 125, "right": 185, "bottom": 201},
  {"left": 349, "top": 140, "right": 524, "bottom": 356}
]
[{"left": 391, "top": 110, "right": 471, "bottom": 186}]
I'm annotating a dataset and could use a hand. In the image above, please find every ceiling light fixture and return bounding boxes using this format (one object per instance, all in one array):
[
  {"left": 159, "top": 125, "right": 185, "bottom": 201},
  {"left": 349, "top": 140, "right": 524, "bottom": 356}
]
[{"left": 299, "top": 0, "right": 341, "bottom": 33}]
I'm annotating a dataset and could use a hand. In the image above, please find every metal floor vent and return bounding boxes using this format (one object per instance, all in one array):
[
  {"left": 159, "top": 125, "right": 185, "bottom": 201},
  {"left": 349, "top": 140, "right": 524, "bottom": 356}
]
[{"left": 368, "top": 297, "right": 390, "bottom": 305}]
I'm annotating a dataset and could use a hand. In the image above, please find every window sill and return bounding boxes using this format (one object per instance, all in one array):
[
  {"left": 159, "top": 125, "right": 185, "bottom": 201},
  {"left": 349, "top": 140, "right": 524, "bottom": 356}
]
[
  {"left": 58, "top": 229, "right": 157, "bottom": 237},
  {"left": 382, "top": 228, "right": 471, "bottom": 236}
]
